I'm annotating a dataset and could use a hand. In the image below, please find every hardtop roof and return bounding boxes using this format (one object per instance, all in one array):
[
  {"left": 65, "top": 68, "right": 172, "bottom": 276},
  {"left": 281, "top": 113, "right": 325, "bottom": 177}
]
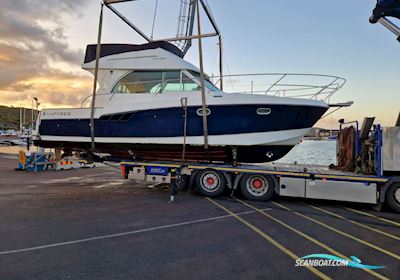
[{"left": 84, "top": 41, "right": 184, "bottom": 64}]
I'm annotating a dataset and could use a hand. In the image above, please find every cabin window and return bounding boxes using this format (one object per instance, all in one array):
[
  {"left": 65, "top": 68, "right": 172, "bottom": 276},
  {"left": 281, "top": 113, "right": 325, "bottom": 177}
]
[
  {"left": 111, "top": 70, "right": 216, "bottom": 94},
  {"left": 181, "top": 73, "right": 201, "bottom": 91},
  {"left": 160, "top": 71, "right": 183, "bottom": 92},
  {"left": 188, "top": 71, "right": 220, "bottom": 92},
  {"left": 112, "top": 71, "right": 163, "bottom": 94}
]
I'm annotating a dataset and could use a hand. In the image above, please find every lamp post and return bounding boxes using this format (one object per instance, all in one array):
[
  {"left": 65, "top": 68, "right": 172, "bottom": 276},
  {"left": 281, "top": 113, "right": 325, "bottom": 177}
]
[{"left": 33, "top": 97, "right": 38, "bottom": 129}]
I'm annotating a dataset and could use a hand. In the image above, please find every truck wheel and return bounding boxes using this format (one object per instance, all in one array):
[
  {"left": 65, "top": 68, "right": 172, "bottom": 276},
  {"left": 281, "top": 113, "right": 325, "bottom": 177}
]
[
  {"left": 240, "top": 174, "right": 276, "bottom": 202},
  {"left": 386, "top": 183, "right": 400, "bottom": 213},
  {"left": 195, "top": 169, "right": 226, "bottom": 198}
]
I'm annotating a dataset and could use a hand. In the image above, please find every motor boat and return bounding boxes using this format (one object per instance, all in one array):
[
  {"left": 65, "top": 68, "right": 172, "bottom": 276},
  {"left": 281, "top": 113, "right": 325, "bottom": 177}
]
[
  {"left": 33, "top": 0, "right": 348, "bottom": 163},
  {"left": 33, "top": 41, "right": 339, "bottom": 163}
]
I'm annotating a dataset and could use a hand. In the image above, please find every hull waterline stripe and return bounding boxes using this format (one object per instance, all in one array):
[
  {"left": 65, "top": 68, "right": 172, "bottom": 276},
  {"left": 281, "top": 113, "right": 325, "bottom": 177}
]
[{"left": 37, "top": 127, "right": 311, "bottom": 146}]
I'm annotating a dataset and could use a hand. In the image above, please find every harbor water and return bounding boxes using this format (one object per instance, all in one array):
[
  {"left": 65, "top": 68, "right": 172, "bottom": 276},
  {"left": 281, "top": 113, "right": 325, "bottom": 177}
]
[{"left": 277, "top": 140, "right": 337, "bottom": 166}]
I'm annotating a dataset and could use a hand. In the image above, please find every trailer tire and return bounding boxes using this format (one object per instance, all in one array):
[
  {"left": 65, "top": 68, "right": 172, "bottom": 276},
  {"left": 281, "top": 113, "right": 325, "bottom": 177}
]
[
  {"left": 240, "top": 174, "right": 275, "bottom": 202},
  {"left": 195, "top": 169, "right": 226, "bottom": 198},
  {"left": 386, "top": 183, "right": 400, "bottom": 213}
]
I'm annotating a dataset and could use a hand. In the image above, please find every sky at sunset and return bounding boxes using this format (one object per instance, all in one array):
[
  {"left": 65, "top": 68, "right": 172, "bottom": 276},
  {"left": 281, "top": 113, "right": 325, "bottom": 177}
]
[{"left": 0, "top": 0, "right": 399, "bottom": 128}]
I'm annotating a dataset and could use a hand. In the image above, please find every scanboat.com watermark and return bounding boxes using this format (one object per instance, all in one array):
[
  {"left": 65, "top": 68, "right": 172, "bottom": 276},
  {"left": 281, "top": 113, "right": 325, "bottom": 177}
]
[{"left": 295, "top": 254, "right": 385, "bottom": 270}]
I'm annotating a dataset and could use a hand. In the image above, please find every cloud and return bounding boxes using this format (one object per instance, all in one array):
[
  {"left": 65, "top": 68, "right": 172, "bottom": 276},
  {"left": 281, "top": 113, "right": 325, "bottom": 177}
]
[{"left": 0, "top": 0, "right": 93, "bottom": 107}]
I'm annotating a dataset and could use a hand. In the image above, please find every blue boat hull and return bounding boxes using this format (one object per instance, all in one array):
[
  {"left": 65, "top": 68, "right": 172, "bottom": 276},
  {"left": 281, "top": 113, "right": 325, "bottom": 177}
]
[
  {"left": 35, "top": 104, "right": 327, "bottom": 163},
  {"left": 38, "top": 104, "right": 327, "bottom": 138}
]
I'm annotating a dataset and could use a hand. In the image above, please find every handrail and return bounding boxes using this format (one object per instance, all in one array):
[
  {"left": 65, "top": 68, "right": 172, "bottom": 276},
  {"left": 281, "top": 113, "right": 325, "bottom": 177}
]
[{"left": 211, "top": 73, "right": 346, "bottom": 102}]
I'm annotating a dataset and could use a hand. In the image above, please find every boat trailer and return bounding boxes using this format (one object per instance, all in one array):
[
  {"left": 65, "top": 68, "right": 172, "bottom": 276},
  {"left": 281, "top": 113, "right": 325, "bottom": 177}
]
[{"left": 119, "top": 118, "right": 400, "bottom": 212}]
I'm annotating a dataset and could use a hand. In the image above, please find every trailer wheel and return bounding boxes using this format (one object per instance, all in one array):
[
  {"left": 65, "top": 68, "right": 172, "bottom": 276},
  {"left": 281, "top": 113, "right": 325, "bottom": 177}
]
[
  {"left": 240, "top": 174, "right": 275, "bottom": 202},
  {"left": 195, "top": 169, "right": 226, "bottom": 197},
  {"left": 386, "top": 183, "right": 400, "bottom": 213}
]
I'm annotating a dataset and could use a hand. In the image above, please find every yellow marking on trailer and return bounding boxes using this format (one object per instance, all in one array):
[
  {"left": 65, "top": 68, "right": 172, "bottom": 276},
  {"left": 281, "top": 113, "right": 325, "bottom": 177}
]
[
  {"left": 206, "top": 198, "right": 331, "bottom": 280},
  {"left": 237, "top": 199, "right": 389, "bottom": 280},
  {"left": 273, "top": 202, "right": 400, "bottom": 262},
  {"left": 187, "top": 165, "right": 311, "bottom": 177},
  {"left": 344, "top": 208, "right": 400, "bottom": 227},
  {"left": 309, "top": 205, "right": 400, "bottom": 241},
  {"left": 314, "top": 174, "right": 387, "bottom": 183}
]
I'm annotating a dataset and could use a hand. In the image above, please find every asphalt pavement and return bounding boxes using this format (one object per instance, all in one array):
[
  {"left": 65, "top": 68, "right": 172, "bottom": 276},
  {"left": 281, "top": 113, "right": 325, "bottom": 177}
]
[{"left": 0, "top": 157, "right": 399, "bottom": 280}]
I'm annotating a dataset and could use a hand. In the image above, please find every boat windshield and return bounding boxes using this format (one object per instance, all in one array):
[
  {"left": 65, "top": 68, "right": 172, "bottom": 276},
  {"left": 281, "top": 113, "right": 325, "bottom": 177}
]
[
  {"left": 188, "top": 71, "right": 221, "bottom": 92},
  {"left": 111, "top": 70, "right": 220, "bottom": 94}
]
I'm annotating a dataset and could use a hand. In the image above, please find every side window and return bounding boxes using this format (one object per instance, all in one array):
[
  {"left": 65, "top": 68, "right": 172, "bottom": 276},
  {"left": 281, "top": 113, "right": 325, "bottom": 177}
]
[
  {"left": 188, "top": 71, "right": 220, "bottom": 92},
  {"left": 162, "top": 71, "right": 200, "bottom": 92},
  {"left": 162, "top": 71, "right": 182, "bottom": 92},
  {"left": 112, "top": 71, "right": 162, "bottom": 94},
  {"left": 182, "top": 73, "right": 200, "bottom": 91}
]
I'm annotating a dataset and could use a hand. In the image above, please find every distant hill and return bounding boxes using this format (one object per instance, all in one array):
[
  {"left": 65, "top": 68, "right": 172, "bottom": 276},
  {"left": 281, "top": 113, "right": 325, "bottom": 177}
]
[{"left": 0, "top": 105, "right": 35, "bottom": 130}]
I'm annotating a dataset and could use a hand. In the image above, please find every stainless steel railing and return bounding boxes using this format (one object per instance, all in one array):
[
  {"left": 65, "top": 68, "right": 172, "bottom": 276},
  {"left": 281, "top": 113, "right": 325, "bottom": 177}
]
[{"left": 210, "top": 73, "right": 346, "bottom": 102}]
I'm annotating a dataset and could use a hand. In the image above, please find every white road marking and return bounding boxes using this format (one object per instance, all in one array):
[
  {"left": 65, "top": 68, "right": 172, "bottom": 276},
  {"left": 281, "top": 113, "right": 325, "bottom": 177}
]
[
  {"left": 0, "top": 208, "right": 271, "bottom": 255},
  {"left": 94, "top": 180, "right": 126, "bottom": 189},
  {"left": 41, "top": 172, "right": 121, "bottom": 189},
  {"left": 45, "top": 177, "right": 82, "bottom": 183},
  {"left": 24, "top": 185, "right": 39, "bottom": 189},
  {"left": 147, "top": 183, "right": 168, "bottom": 190}
]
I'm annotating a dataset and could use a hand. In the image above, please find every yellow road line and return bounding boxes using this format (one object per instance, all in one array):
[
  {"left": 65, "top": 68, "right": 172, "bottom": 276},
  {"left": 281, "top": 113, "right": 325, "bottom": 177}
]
[
  {"left": 206, "top": 198, "right": 331, "bottom": 280},
  {"left": 344, "top": 208, "right": 400, "bottom": 227},
  {"left": 237, "top": 199, "right": 388, "bottom": 280},
  {"left": 273, "top": 202, "right": 400, "bottom": 262},
  {"left": 309, "top": 205, "right": 400, "bottom": 241}
]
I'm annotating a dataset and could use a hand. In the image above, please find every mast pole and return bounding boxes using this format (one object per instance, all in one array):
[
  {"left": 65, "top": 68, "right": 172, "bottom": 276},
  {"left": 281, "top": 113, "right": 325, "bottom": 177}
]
[
  {"left": 90, "top": 2, "right": 104, "bottom": 151},
  {"left": 31, "top": 99, "right": 33, "bottom": 129},
  {"left": 218, "top": 35, "right": 223, "bottom": 90},
  {"left": 196, "top": 0, "right": 209, "bottom": 151}
]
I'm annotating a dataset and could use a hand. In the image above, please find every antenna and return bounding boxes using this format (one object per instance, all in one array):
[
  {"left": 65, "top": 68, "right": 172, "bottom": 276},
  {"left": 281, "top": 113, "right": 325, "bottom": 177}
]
[{"left": 175, "top": 0, "right": 197, "bottom": 55}]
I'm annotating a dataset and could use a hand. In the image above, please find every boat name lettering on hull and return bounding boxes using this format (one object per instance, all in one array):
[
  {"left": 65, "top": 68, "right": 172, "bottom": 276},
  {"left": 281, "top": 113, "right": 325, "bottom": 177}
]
[{"left": 43, "top": 111, "right": 72, "bottom": 117}]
